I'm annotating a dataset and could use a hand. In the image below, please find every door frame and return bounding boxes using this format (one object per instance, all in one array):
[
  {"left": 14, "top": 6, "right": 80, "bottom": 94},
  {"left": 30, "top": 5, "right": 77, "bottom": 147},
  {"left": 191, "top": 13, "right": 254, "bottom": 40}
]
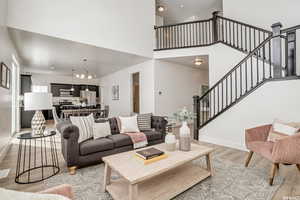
[{"left": 130, "top": 72, "right": 141, "bottom": 114}]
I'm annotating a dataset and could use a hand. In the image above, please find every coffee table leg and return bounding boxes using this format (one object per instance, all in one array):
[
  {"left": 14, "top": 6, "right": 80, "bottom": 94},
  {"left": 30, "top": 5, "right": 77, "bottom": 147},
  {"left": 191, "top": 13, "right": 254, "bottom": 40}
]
[
  {"left": 103, "top": 163, "right": 112, "bottom": 192},
  {"left": 129, "top": 184, "right": 138, "bottom": 200},
  {"left": 206, "top": 153, "right": 213, "bottom": 176}
]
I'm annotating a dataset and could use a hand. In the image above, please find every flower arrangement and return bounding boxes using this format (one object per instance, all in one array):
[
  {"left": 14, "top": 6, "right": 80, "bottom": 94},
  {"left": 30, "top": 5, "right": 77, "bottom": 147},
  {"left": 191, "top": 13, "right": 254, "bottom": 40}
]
[{"left": 172, "top": 107, "right": 194, "bottom": 122}]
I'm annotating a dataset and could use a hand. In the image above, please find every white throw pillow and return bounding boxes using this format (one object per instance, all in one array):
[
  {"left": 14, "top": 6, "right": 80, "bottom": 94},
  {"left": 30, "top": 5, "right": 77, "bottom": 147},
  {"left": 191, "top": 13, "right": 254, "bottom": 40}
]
[
  {"left": 273, "top": 122, "right": 298, "bottom": 135},
  {"left": 70, "top": 114, "right": 94, "bottom": 143},
  {"left": 93, "top": 122, "right": 111, "bottom": 139},
  {"left": 119, "top": 115, "right": 140, "bottom": 133}
]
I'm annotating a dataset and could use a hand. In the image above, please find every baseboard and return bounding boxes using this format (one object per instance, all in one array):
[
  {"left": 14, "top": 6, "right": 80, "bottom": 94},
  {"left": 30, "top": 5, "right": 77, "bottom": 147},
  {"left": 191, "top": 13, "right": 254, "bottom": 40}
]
[
  {"left": 198, "top": 134, "right": 247, "bottom": 152},
  {"left": 0, "top": 138, "right": 13, "bottom": 163}
]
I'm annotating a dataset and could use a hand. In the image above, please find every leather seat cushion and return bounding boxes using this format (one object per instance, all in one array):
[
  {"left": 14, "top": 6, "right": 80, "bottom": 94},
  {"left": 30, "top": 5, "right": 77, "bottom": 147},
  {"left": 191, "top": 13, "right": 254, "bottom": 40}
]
[
  {"left": 80, "top": 138, "right": 114, "bottom": 156},
  {"left": 107, "top": 134, "right": 133, "bottom": 148},
  {"left": 144, "top": 131, "right": 163, "bottom": 141}
]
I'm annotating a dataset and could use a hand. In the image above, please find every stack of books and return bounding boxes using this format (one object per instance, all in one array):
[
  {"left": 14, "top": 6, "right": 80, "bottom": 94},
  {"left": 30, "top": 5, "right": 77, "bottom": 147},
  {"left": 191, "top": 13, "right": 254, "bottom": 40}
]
[{"left": 135, "top": 147, "right": 168, "bottom": 165}]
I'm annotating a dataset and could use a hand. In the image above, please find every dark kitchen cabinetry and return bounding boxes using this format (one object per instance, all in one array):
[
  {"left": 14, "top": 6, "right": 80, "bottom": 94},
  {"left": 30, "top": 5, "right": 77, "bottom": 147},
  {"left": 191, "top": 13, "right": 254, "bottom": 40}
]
[
  {"left": 50, "top": 83, "right": 99, "bottom": 97},
  {"left": 21, "top": 75, "right": 34, "bottom": 128},
  {"left": 20, "top": 75, "right": 32, "bottom": 95}
]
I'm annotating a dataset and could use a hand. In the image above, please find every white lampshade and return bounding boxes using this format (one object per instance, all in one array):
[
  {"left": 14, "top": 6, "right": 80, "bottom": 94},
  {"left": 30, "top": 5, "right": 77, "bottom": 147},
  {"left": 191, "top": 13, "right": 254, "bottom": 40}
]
[{"left": 24, "top": 92, "right": 53, "bottom": 111}]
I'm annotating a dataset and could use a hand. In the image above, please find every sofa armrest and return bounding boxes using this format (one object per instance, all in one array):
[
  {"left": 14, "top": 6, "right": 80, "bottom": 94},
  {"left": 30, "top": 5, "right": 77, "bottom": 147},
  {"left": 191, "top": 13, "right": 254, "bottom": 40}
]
[
  {"left": 56, "top": 122, "right": 80, "bottom": 167},
  {"left": 245, "top": 124, "right": 271, "bottom": 146},
  {"left": 271, "top": 133, "right": 300, "bottom": 164},
  {"left": 39, "top": 184, "right": 74, "bottom": 200},
  {"left": 151, "top": 116, "right": 168, "bottom": 138}
]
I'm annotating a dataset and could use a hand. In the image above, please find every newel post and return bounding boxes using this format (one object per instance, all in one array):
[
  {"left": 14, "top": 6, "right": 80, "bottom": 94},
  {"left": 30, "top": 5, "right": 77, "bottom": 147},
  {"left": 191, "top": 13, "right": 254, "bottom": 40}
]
[
  {"left": 212, "top": 11, "right": 219, "bottom": 43},
  {"left": 193, "top": 95, "right": 200, "bottom": 140},
  {"left": 271, "top": 22, "right": 283, "bottom": 78}
]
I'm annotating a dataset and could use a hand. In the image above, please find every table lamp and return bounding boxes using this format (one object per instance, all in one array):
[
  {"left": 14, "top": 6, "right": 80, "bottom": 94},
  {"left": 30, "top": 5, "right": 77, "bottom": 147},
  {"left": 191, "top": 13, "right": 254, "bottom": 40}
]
[{"left": 24, "top": 92, "right": 53, "bottom": 135}]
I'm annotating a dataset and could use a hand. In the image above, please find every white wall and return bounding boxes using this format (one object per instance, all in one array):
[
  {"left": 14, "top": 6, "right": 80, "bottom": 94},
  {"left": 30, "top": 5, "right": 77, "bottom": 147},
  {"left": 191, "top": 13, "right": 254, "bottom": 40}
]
[
  {"left": 223, "top": 0, "right": 300, "bottom": 30},
  {"left": 0, "top": 0, "right": 19, "bottom": 156},
  {"left": 7, "top": 0, "right": 155, "bottom": 58},
  {"left": 154, "top": 60, "right": 209, "bottom": 116},
  {"left": 154, "top": 43, "right": 245, "bottom": 86},
  {"left": 199, "top": 79, "right": 300, "bottom": 151},
  {"left": 223, "top": 0, "right": 300, "bottom": 76},
  {"left": 99, "top": 60, "right": 155, "bottom": 117}
]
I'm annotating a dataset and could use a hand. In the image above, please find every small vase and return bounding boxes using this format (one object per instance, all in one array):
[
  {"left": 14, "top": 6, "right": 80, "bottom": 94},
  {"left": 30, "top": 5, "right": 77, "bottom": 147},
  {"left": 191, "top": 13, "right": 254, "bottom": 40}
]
[
  {"left": 179, "top": 121, "right": 191, "bottom": 151},
  {"left": 165, "top": 132, "right": 176, "bottom": 151}
]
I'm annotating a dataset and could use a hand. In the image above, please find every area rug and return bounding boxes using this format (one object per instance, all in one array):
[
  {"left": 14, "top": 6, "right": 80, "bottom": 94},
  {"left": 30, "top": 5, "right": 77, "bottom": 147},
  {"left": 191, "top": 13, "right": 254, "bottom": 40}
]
[{"left": 45, "top": 157, "right": 283, "bottom": 200}]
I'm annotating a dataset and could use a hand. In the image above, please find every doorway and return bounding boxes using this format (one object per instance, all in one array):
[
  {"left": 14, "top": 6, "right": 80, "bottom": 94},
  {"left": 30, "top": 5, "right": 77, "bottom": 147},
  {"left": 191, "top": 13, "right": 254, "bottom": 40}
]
[{"left": 132, "top": 72, "right": 140, "bottom": 114}]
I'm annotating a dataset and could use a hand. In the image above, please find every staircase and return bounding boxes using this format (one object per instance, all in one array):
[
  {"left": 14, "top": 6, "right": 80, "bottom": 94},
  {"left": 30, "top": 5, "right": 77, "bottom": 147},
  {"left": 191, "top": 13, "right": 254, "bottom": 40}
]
[{"left": 154, "top": 13, "right": 299, "bottom": 140}]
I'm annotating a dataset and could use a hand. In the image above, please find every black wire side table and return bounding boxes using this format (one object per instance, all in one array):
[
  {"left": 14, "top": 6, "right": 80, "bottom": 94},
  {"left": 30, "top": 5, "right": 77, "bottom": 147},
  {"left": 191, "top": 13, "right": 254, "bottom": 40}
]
[{"left": 15, "top": 131, "right": 60, "bottom": 184}]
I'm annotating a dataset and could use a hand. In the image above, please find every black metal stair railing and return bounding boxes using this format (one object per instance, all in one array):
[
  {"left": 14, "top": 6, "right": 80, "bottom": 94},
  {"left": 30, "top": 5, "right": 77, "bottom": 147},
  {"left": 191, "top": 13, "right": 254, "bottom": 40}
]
[
  {"left": 193, "top": 35, "right": 287, "bottom": 139},
  {"left": 154, "top": 14, "right": 272, "bottom": 53},
  {"left": 155, "top": 19, "right": 214, "bottom": 50}
]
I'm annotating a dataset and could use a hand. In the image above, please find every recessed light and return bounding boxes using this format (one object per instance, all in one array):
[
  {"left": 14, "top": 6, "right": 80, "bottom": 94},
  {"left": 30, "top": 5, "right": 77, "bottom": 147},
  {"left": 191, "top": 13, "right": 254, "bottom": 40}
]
[
  {"left": 158, "top": 6, "right": 165, "bottom": 12},
  {"left": 180, "top": 4, "right": 184, "bottom": 8},
  {"left": 194, "top": 58, "right": 203, "bottom": 66}
]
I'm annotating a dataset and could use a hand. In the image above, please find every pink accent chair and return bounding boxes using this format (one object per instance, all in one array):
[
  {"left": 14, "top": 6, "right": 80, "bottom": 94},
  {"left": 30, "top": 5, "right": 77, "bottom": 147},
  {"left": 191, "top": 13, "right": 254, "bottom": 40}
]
[
  {"left": 245, "top": 124, "right": 300, "bottom": 185},
  {"left": 39, "top": 184, "right": 74, "bottom": 200}
]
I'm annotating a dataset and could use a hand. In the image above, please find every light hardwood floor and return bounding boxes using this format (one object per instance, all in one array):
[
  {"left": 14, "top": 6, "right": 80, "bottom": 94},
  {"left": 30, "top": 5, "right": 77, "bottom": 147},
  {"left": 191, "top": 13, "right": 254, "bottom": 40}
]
[{"left": 0, "top": 140, "right": 299, "bottom": 199}]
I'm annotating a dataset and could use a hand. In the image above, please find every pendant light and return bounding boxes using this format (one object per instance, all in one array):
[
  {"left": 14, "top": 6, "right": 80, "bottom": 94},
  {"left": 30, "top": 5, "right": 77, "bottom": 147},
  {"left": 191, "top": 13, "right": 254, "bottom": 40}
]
[{"left": 71, "top": 69, "right": 75, "bottom": 91}]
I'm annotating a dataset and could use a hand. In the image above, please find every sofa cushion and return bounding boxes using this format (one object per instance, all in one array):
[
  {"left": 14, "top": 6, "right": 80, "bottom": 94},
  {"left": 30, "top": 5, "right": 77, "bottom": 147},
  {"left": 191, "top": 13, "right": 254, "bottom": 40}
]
[
  {"left": 108, "top": 118, "right": 120, "bottom": 135},
  {"left": 107, "top": 134, "right": 133, "bottom": 148},
  {"left": 80, "top": 138, "right": 114, "bottom": 156},
  {"left": 144, "top": 131, "right": 163, "bottom": 141}
]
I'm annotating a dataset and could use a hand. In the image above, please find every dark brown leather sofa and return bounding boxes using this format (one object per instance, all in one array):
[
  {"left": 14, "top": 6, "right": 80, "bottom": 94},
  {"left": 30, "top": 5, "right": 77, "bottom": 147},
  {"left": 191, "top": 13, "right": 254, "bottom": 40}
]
[{"left": 57, "top": 116, "right": 167, "bottom": 174}]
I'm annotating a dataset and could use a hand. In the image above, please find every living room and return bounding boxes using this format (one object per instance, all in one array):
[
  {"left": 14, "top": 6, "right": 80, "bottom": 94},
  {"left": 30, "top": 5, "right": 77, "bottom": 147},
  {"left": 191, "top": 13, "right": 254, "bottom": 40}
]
[{"left": 1, "top": 0, "right": 300, "bottom": 200}]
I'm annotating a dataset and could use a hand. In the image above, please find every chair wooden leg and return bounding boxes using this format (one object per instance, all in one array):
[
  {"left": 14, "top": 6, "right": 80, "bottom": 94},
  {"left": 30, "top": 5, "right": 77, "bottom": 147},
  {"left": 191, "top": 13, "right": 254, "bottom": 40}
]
[
  {"left": 245, "top": 151, "right": 254, "bottom": 167},
  {"left": 68, "top": 166, "right": 77, "bottom": 175},
  {"left": 296, "top": 164, "right": 300, "bottom": 172},
  {"left": 269, "top": 163, "right": 278, "bottom": 186}
]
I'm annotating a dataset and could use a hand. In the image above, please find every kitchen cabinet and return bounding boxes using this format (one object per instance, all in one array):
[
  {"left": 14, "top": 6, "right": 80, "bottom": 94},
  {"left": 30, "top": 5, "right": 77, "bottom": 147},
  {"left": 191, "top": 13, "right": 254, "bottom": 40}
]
[
  {"left": 50, "top": 83, "right": 99, "bottom": 97},
  {"left": 20, "top": 75, "right": 32, "bottom": 95}
]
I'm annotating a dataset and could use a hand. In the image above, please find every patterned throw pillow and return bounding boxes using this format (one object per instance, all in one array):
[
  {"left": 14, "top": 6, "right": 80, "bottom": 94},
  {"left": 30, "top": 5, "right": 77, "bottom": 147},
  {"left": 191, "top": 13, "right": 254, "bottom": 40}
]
[
  {"left": 137, "top": 113, "right": 152, "bottom": 131},
  {"left": 267, "top": 119, "right": 299, "bottom": 142},
  {"left": 70, "top": 114, "right": 94, "bottom": 143}
]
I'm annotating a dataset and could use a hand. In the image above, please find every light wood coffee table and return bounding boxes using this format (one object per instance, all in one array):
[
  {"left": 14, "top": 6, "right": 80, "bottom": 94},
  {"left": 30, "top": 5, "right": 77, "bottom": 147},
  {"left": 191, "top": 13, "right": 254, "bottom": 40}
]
[{"left": 102, "top": 143, "right": 214, "bottom": 200}]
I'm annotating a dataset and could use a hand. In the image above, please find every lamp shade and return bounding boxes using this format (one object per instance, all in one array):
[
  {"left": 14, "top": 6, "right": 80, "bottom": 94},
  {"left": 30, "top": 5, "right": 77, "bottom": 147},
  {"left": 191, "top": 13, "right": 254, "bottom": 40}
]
[{"left": 24, "top": 92, "right": 53, "bottom": 111}]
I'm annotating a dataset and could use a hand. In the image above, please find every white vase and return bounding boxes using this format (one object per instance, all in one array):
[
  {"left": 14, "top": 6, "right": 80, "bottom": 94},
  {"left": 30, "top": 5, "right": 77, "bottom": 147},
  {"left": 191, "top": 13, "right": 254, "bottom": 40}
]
[
  {"left": 179, "top": 121, "right": 191, "bottom": 151},
  {"left": 165, "top": 132, "right": 176, "bottom": 151}
]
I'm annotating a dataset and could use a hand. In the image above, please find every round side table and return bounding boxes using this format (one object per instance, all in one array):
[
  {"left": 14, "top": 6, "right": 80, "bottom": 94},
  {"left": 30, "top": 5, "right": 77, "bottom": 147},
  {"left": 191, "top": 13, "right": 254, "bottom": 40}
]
[{"left": 15, "top": 131, "right": 60, "bottom": 184}]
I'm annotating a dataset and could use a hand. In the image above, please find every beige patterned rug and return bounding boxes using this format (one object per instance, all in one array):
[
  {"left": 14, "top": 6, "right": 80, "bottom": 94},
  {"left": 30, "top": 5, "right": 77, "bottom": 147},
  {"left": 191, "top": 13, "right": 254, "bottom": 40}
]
[{"left": 45, "top": 155, "right": 283, "bottom": 200}]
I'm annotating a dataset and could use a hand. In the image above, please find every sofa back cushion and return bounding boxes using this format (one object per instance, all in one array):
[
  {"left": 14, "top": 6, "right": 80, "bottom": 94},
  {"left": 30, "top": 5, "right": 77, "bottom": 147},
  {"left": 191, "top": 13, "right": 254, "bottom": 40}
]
[
  {"left": 108, "top": 118, "right": 120, "bottom": 135},
  {"left": 70, "top": 114, "right": 94, "bottom": 143},
  {"left": 137, "top": 113, "right": 152, "bottom": 131}
]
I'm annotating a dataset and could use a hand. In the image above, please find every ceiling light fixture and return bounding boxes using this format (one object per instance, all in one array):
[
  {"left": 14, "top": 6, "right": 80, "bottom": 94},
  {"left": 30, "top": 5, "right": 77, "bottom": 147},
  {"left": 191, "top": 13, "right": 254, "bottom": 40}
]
[
  {"left": 75, "top": 74, "right": 80, "bottom": 78},
  {"left": 194, "top": 58, "right": 203, "bottom": 66},
  {"left": 180, "top": 4, "right": 184, "bottom": 8},
  {"left": 157, "top": 6, "right": 165, "bottom": 12}
]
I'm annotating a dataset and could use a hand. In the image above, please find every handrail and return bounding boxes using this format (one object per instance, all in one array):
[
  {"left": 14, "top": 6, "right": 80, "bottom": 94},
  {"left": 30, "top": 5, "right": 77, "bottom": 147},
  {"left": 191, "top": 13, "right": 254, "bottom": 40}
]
[
  {"left": 217, "top": 16, "right": 272, "bottom": 35},
  {"left": 193, "top": 34, "right": 287, "bottom": 134},
  {"left": 154, "top": 14, "right": 272, "bottom": 52},
  {"left": 155, "top": 18, "right": 213, "bottom": 29},
  {"left": 281, "top": 24, "right": 300, "bottom": 33},
  {"left": 198, "top": 35, "right": 274, "bottom": 101}
]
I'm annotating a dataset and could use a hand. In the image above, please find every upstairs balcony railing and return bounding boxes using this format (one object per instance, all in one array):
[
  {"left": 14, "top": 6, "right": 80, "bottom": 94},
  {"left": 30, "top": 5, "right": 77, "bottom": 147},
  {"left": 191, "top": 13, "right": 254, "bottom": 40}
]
[{"left": 154, "top": 12, "right": 272, "bottom": 53}]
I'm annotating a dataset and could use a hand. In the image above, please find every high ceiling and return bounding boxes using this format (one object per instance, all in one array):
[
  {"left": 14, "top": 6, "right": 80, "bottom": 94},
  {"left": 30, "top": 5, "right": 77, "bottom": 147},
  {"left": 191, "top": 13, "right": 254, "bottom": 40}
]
[
  {"left": 156, "top": 0, "right": 223, "bottom": 25},
  {"left": 160, "top": 55, "right": 209, "bottom": 71},
  {"left": 9, "top": 28, "right": 148, "bottom": 77}
]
